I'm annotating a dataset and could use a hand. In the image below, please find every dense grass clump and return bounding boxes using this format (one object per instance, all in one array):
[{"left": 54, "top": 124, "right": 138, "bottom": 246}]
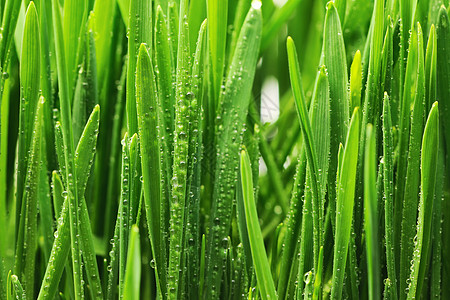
[{"left": 0, "top": 0, "right": 449, "bottom": 299}]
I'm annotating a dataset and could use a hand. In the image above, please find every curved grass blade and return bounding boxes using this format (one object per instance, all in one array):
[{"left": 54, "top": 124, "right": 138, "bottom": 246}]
[
  {"left": 135, "top": 44, "right": 167, "bottom": 297},
  {"left": 331, "top": 107, "right": 360, "bottom": 300},
  {"left": 126, "top": 0, "right": 152, "bottom": 135},
  {"left": 205, "top": 3, "right": 262, "bottom": 297},
  {"left": 364, "top": 124, "right": 380, "bottom": 300},
  {"left": 407, "top": 102, "right": 439, "bottom": 299},
  {"left": 123, "top": 225, "right": 141, "bottom": 300},
  {"left": 382, "top": 93, "right": 398, "bottom": 300},
  {"left": 240, "top": 149, "right": 277, "bottom": 300}
]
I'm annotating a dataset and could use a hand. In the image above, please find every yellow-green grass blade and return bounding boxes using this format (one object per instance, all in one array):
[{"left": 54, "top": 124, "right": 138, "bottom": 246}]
[
  {"left": 207, "top": 0, "right": 228, "bottom": 104},
  {"left": 205, "top": 3, "right": 262, "bottom": 297},
  {"left": 400, "top": 23, "right": 425, "bottom": 299},
  {"left": 240, "top": 148, "right": 277, "bottom": 300},
  {"left": 123, "top": 225, "right": 141, "bottom": 300},
  {"left": 364, "top": 124, "right": 380, "bottom": 300},
  {"left": 135, "top": 44, "right": 167, "bottom": 297},
  {"left": 15, "top": 1, "right": 40, "bottom": 249},
  {"left": 382, "top": 93, "right": 398, "bottom": 300},
  {"left": 350, "top": 50, "right": 362, "bottom": 113},
  {"left": 167, "top": 2, "right": 179, "bottom": 70},
  {"left": 331, "top": 107, "right": 360, "bottom": 300},
  {"left": 407, "top": 102, "right": 439, "bottom": 299},
  {"left": 126, "top": 0, "right": 151, "bottom": 135}
]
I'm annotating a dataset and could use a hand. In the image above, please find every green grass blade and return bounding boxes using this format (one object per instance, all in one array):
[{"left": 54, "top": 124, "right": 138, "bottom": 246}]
[
  {"left": 126, "top": 0, "right": 152, "bottom": 135},
  {"left": 400, "top": 24, "right": 425, "bottom": 298},
  {"left": 437, "top": 7, "right": 450, "bottom": 159},
  {"left": 287, "top": 36, "right": 322, "bottom": 273},
  {"left": 92, "top": 0, "right": 116, "bottom": 89},
  {"left": 331, "top": 107, "right": 360, "bottom": 300},
  {"left": 382, "top": 93, "right": 398, "bottom": 300},
  {"left": 11, "top": 275, "right": 26, "bottom": 300},
  {"left": 15, "top": 1, "right": 40, "bottom": 251},
  {"left": 323, "top": 1, "right": 349, "bottom": 228},
  {"left": 123, "top": 225, "right": 141, "bottom": 300},
  {"left": 75, "top": 105, "right": 102, "bottom": 299},
  {"left": 135, "top": 43, "right": 167, "bottom": 297},
  {"left": 63, "top": 0, "right": 87, "bottom": 93},
  {"left": 0, "top": 0, "right": 21, "bottom": 73},
  {"left": 425, "top": 25, "right": 437, "bottom": 113},
  {"left": 205, "top": 3, "right": 262, "bottom": 297},
  {"left": 240, "top": 149, "right": 277, "bottom": 300},
  {"left": 52, "top": 0, "right": 83, "bottom": 296},
  {"left": 364, "top": 124, "right": 380, "bottom": 300},
  {"left": 167, "top": 2, "right": 179, "bottom": 68},
  {"left": 184, "top": 19, "right": 207, "bottom": 299},
  {"left": 15, "top": 96, "right": 44, "bottom": 300},
  {"left": 207, "top": 0, "right": 228, "bottom": 103},
  {"left": 167, "top": 1, "right": 191, "bottom": 296},
  {"left": 407, "top": 102, "right": 439, "bottom": 299}
]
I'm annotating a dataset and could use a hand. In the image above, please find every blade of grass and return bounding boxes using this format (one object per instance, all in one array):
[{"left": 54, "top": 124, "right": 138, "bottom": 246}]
[
  {"left": 407, "top": 102, "right": 439, "bottom": 299},
  {"left": 364, "top": 124, "right": 380, "bottom": 300},
  {"left": 400, "top": 23, "right": 425, "bottom": 298},
  {"left": 167, "top": 1, "right": 192, "bottom": 297},
  {"left": 15, "top": 96, "right": 44, "bottom": 300},
  {"left": 207, "top": 0, "right": 228, "bottom": 104},
  {"left": 240, "top": 148, "right": 277, "bottom": 300},
  {"left": 331, "top": 107, "right": 360, "bottom": 300},
  {"left": 382, "top": 92, "right": 398, "bottom": 300},
  {"left": 63, "top": 0, "right": 88, "bottom": 94},
  {"left": 205, "top": 3, "right": 262, "bottom": 298},
  {"left": 323, "top": 1, "right": 349, "bottom": 235},
  {"left": 287, "top": 36, "right": 323, "bottom": 276},
  {"left": 52, "top": 0, "right": 83, "bottom": 297},
  {"left": 126, "top": 0, "right": 152, "bottom": 135},
  {"left": 15, "top": 1, "right": 40, "bottom": 252},
  {"left": 135, "top": 44, "right": 167, "bottom": 297},
  {"left": 123, "top": 225, "right": 141, "bottom": 300}
]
